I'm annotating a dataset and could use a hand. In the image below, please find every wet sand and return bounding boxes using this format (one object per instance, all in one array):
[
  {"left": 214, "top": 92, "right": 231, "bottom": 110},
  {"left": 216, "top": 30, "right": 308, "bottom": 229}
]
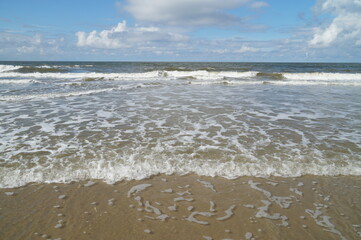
[{"left": 1, "top": 175, "right": 360, "bottom": 240}]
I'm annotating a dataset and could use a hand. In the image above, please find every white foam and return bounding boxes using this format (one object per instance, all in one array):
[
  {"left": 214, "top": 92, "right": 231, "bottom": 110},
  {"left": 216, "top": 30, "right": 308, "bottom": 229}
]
[
  {"left": 134, "top": 196, "right": 143, "bottom": 206},
  {"left": 306, "top": 208, "right": 346, "bottom": 240},
  {"left": 144, "top": 201, "right": 162, "bottom": 215},
  {"left": 216, "top": 205, "right": 236, "bottom": 221},
  {"left": 108, "top": 198, "right": 115, "bottom": 206},
  {"left": 161, "top": 188, "right": 173, "bottom": 193},
  {"left": 290, "top": 188, "right": 303, "bottom": 196},
  {"left": 168, "top": 204, "right": 177, "bottom": 211},
  {"left": 127, "top": 184, "right": 152, "bottom": 197},
  {"left": 0, "top": 69, "right": 360, "bottom": 89},
  {"left": 0, "top": 88, "right": 114, "bottom": 101},
  {"left": 243, "top": 204, "right": 255, "bottom": 209},
  {"left": 245, "top": 232, "right": 253, "bottom": 240},
  {"left": 1, "top": 75, "right": 360, "bottom": 189},
  {"left": 1, "top": 158, "right": 361, "bottom": 188},
  {"left": 209, "top": 201, "right": 216, "bottom": 212},
  {"left": 174, "top": 197, "right": 194, "bottom": 202},
  {"left": 84, "top": 181, "right": 96, "bottom": 187},
  {"left": 185, "top": 211, "right": 215, "bottom": 225},
  {"left": 255, "top": 200, "right": 289, "bottom": 227},
  {"left": 0, "top": 64, "right": 22, "bottom": 72},
  {"left": 167, "top": 70, "right": 258, "bottom": 80},
  {"left": 177, "top": 190, "right": 191, "bottom": 196},
  {"left": 58, "top": 195, "right": 66, "bottom": 199},
  {"left": 267, "top": 80, "right": 361, "bottom": 86},
  {"left": 0, "top": 70, "right": 258, "bottom": 82},
  {"left": 0, "top": 79, "right": 37, "bottom": 84},
  {"left": 266, "top": 181, "right": 278, "bottom": 186},
  {"left": 283, "top": 72, "right": 361, "bottom": 81},
  {"left": 0, "top": 71, "right": 160, "bottom": 80},
  {"left": 248, "top": 180, "right": 292, "bottom": 208},
  {"left": 197, "top": 179, "right": 217, "bottom": 192},
  {"left": 203, "top": 236, "right": 213, "bottom": 240}
]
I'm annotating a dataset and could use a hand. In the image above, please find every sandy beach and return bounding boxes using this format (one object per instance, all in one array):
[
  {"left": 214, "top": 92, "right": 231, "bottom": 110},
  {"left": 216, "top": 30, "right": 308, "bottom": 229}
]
[{"left": 1, "top": 174, "right": 360, "bottom": 240}]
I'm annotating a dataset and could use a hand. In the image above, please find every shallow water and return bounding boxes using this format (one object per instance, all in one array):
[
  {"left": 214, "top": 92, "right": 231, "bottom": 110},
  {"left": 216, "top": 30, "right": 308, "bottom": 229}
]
[{"left": 0, "top": 62, "right": 360, "bottom": 187}]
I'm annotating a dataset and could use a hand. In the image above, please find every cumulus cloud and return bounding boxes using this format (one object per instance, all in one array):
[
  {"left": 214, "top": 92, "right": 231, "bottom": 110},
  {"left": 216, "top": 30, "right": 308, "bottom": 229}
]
[
  {"left": 76, "top": 21, "right": 127, "bottom": 48},
  {"left": 309, "top": 0, "right": 361, "bottom": 47},
  {"left": 123, "top": 0, "right": 250, "bottom": 27},
  {"left": 76, "top": 20, "right": 188, "bottom": 49}
]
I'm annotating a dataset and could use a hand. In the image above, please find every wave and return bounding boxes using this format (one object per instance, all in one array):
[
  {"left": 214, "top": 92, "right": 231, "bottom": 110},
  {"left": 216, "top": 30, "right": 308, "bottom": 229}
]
[
  {"left": 256, "top": 72, "right": 284, "bottom": 80},
  {"left": 189, "top": 79, "right": 361, "bottom": 86},
  {"left": 263, "top": 80, "right": 361, "bottom": 86},
  {"left": 162, "top": 66, "right": 217, "bottom": 72},
  {"left": 15, "top": 66, "right": 66, "bottom": 73},
  {"left": 0, "top": 64, "right": 23, "bottom": 73},
  {"left": 1, "top": 68, "right": 361, "bottom": 85},
  {"left": 282, "top": 72, "right": 361, "bottom": 81},
  {"left": 0, "top": 71, "right": 160, "bottom": 80},
  {"left": 0, "top": 83, "right": 159, "bottom": 101},
  {"left": 0, "top": 70, "right": 258, "bottom": 80},
  {"left": 0, "top": 79, "right": 38, "bottom": 84},
  {"left": 82, "top": 77, "right": 105, "bottom": 81},
  {"left": 1, "top": 157, "right": 360, "bottom": 188},
  {"left": 167, "top": 70, "right": 258, "bottom": 80},
  {"left": 0, "top": 89, "right": 114, "bottom": 101}
]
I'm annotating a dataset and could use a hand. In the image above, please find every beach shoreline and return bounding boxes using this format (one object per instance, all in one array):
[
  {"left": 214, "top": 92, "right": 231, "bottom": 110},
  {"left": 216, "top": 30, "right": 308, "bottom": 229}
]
[{"left": 1, "top": 174, "right": 360, "bottom": 240}]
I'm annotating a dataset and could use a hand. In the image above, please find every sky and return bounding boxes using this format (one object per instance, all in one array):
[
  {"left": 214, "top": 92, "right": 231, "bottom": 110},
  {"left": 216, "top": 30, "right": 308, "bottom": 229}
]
[{"left": 0, "top": 0, "right": 360, "bottom": 62}]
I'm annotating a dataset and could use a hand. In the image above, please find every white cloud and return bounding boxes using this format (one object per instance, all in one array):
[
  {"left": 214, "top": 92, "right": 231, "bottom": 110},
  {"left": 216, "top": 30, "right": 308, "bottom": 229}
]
[
  {"left": 235, "top": 45, "right": 260, "bottom": 53},
  {"left": 17, "top": 46, "right": 35, "bottom": 54},
  {"left": 76, "top": 20, "right": 188, "bottom": 49},
  {"left": 0, "top": 31, "right": 66, "bottom": 59},
  {"left": 250, "top": 1, "right": 269, "bottom": 8},
  {"left": 76, "top": 21, "right": 127, "bottom": 48},
  {"left": 309, "top": 0, "right": 361, "bottom": 47},
  {"left": 0, "top": 33, "right": 42, "bottom": 54},
  {"left": 123, "top": 0, "right": 250, "bottom": 27}
]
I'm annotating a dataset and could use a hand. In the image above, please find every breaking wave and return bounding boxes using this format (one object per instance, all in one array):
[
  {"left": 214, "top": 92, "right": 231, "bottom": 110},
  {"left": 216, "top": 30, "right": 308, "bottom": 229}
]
[
  {"left": 282, "top": 72, "right": 361, "bottom": 81},
  {"left": 0, "top": 70, "right": 259, "bottom": 81},
  {"left": 14, "top": 66, "right": 66, "bottom": 73},
  {"left": 1, "top": 158, "right": 360, "bottom": 188},
  {"left": 0, "top": 79, "right": 39, "bottom": 84},
  {"left": 0, "top": 64, "right": 23, "bottom": 73}
]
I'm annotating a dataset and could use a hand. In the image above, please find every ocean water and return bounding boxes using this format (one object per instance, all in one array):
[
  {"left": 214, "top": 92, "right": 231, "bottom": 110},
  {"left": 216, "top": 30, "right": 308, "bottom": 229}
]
[{"left": 0, "top": 62, "right": 360, "bottom": 188}]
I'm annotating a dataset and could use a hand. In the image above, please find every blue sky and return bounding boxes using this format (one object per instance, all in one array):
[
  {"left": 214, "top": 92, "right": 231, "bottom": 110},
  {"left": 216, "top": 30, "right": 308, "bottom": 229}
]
[{"left": 0, "top": 0, "right": 360, "bottom": 62}]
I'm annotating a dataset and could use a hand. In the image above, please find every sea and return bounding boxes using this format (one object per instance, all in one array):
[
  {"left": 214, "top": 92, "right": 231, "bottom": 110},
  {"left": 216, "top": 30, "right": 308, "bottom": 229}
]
[{"left": 0, "top": 61, "right": 360, "bottom": 188}]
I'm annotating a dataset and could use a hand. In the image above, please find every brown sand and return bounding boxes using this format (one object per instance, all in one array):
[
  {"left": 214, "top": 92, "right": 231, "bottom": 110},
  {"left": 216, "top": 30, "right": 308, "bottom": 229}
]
[{"left": 0, "top": 175, "right": 360, "bottom": 240}]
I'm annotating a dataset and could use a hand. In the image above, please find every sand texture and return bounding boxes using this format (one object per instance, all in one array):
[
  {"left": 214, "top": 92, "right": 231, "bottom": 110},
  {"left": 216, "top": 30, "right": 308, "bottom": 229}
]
[{"left": 1, "top": 175, "right": 360, "bottom": 240}]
